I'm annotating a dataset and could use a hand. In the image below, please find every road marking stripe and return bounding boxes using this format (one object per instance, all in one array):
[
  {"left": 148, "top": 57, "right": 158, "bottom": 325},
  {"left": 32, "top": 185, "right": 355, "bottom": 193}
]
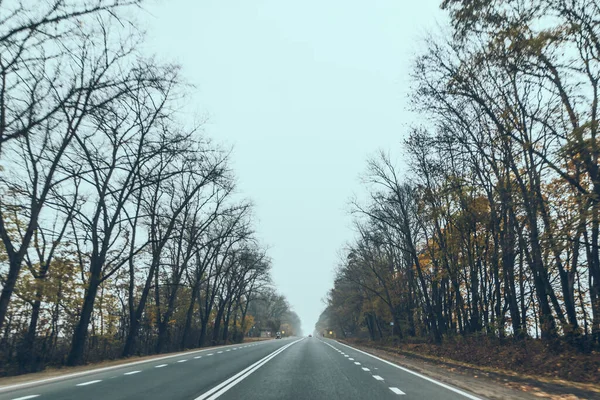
[
  {"left": 354, "top": 362, "right": 361, "bottom": 365},
  {"left": 362, "top": 367, "right": 370, "bottom": 371},
  {"left": 195, "top": 339, "right": 303, "bottom": 400},
  {"left": 0, "top": 341, "right": 262, "bottom": 393},
  {"left": 155, "top": 364, "right": 168, "bottom": 368},
  {"left": 344, "top": 355, "right": 349, "bottom": 357},
  {"left": 12, "top": 396, "right": 40, "bottom": 400},
  {"left": 124, "top": 371, "right": 141, "bottom": 375},
  {"left": 76, "top": 380, "right": 102, "bottom": 386},
  {"left": 390, "top": 387, "right": 406, "bottom": 395},
  {"left": 207, "top": 354, "right": 214, "bottom": 356},
  {"left": 334, "top": 340, "right": 483, "bottom": 400},
  {"left": 349, "top": 358, "right": 354, "bottom": 360},
  {"left": 217, "top": 351, "right": 223, "bottom": 354},
  {"left": 373, "top": 375, "right": 384, "bottom": 381},
  {"left": 178, "top": 360, "right": 188, "bottom": 363},
  {"left": 194, "top": 356, "right": 203, "bottom": 359}
]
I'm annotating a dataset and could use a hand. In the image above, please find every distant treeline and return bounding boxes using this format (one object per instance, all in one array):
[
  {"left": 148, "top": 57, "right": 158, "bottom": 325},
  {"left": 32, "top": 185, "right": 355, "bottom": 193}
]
[
  {"left": 0, "top": 0, "right": 300, "bottom": 376},
  {"left": 317, "top": 0, "right": 600, "bottom": 348}
]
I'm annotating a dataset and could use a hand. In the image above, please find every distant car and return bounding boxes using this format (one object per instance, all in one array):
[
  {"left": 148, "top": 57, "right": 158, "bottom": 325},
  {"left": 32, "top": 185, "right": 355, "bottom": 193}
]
[
  {"left": 308, "top": 334, "right": 312, "bottom": 337},
  {"left": 276, "top": 332, "right": 281, "bottom": 339}
]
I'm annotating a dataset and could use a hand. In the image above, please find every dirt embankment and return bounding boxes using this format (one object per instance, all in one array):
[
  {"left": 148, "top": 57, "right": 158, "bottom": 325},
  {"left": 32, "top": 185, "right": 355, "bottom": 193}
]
[{"left": 342, "top": 337, "right": 600, "bottom": 400}]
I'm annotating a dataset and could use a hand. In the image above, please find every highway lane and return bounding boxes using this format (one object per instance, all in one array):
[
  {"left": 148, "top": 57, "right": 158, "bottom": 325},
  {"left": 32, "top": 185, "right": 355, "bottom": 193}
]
[
  {"left": 0, "top": 339, "right": 295, "bottom": 400},
  {"left": 0, "top": 337, "right": 484, "bottom": 399},
  {"left": 216, "top": 337, "right": 482, "bottom": 400}
]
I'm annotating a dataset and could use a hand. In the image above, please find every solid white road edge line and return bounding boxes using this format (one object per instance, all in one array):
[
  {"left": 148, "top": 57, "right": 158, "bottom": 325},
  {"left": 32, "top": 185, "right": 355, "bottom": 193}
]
[
  {"left": 0, "top": 339, "right": 280, "bottom": 393},
  {"left": 194, "top": 338, "right": 304, "bottom": 400},
  {"left": 334, "top": 340, "right": 483, "bottom": 400},
  {"left": 11, "top": 396, "right": 40, "bottom": 400}
]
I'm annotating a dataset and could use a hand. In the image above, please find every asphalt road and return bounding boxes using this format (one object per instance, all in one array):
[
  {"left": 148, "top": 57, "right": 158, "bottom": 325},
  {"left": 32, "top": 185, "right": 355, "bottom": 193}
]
[{"left": 0, "top": 337, "right": 484, "bottom": 400}]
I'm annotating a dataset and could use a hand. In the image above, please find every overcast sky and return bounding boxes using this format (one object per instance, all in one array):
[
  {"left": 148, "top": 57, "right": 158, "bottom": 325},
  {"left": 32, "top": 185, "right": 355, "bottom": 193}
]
[{"left": 143, "top": 0, "right": 448, "bottom": 333}]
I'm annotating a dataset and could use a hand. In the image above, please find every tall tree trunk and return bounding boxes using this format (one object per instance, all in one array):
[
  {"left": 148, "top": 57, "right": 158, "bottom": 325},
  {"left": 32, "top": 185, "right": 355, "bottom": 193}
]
[
  {"left": 181, "top": 281, "right": 200, "bottom": 350},
  {"left": 122, "top": 259, "right": 159, "bottom": 357},
  {"left": 212, "top": 300, "right": 225, "bottom": 345},
  {"left": 67, "top": 270, "right": 101, "bottom": 366},
  {"left": 0, "top": 257, "right": 22, "bottom": 331},
  {"left": 18, "top": 297, "right": 42, "bottom": 373}
]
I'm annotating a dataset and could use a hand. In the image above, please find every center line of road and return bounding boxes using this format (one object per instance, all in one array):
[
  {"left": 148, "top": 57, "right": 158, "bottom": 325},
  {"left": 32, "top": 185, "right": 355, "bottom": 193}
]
[
  {"left": 354, "top": 362, "right": 361, "bottom": 365},
  {"left": 195, "top": 338, "right": 304, "bottom": 400},
  {"left": 207, "top": 353, "right": 214, "bottom": 356},
  {"left": 349, "top": 358, "right": 354, "bottom": 361},
  {"left": 12, "top": 396, "right": 40, "bottom": 400},
  {"left": 217, "top": 351, "right": 223, "bottom": 354},
  {"left": 76, "top": 380, "right": 102, "bottom": 386},
  {"left": 194, "top": 356, "right": 203, "bottom": 359},
  {"left": 124, "top": 371, "right": 141, "bottom": 375},
  {"left": 390, "top": 387, "right": 406, "bottom": 395},
  {"left": 362, "top": 367, "right": 370, "bottom": 371},
  {"left": 373, "top": 375, "right": 384, "bottom": 381},
  {"left": 178, "top": 360, "right": 188, "bottom": 363},
  {"left": 155, "top": 364, "right": 168, "bottom": 368}
]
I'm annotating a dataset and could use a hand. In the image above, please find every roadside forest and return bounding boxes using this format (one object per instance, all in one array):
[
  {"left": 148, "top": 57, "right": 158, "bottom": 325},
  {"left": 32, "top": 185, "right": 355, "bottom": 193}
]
[
  {"left": 0, "top": 0, "right": 300, "bottom": 376},
  {"left": 318, "top": 0, "right": 600, "bottom": 359}
]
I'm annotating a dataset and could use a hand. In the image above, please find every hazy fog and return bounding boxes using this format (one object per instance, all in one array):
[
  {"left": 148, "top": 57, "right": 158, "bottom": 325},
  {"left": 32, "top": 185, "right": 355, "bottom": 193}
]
[{"left": 144, "top": 0, "right": 447, "bottom": 333}]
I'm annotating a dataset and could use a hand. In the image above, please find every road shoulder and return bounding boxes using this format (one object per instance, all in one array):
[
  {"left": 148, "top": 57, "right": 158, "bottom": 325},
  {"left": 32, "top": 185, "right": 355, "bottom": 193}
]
[{"left": 338, "top": 340, "right": 599, "bottom": 400}]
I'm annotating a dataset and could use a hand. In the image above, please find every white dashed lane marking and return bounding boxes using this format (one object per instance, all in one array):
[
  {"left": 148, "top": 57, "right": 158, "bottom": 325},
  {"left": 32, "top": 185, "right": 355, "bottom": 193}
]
[
  {"left": 124, "top": 371, "right": 141, "bottom": 375},
  {"left": 76, "top": 380, "right": 102, "bottom": 386},
  {"left": 320, "top": 339, "right": 408, "bottom": 397},
  {"left": 3, "top": 343, "right": 275, "bottom": 397},
  {"left": 217, "top": 351, "right": 223, "bottom": 354}
]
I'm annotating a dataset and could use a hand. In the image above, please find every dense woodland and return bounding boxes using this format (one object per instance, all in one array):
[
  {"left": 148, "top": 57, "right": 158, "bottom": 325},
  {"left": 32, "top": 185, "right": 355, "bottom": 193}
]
[
  {"left": 318, "top": 0, "right": 600, "bottom": 349},
  {"left": 0, "top": 1, "right": 300, "bottom": 376}
]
